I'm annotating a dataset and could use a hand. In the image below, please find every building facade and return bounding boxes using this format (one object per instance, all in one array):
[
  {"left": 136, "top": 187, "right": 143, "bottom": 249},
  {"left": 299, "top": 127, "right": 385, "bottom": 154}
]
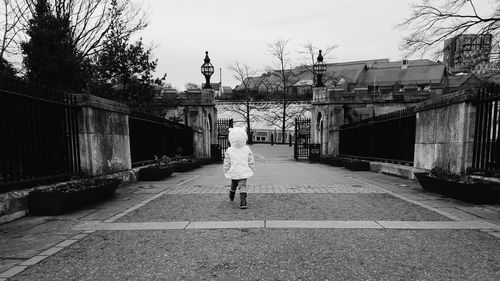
[
  {"left": 311, "top": 59, "right": 450, "bottom": 156},
  {"left": 444, "top": 34, "right": 492, "bottom": 73}
]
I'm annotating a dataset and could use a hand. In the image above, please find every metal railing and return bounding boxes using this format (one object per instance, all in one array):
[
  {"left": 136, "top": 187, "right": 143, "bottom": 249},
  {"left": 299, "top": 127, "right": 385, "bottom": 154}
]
[
  {"left": 216, "top": 118, "right": 233, "bottom": 160},
  {"left": 472, "top": 83, "right": 500, "bottom": 175},
  {"left": 294, "top": 118, "right": 311, "bottom": 160},
  {"left": 0, "top": 77, "right": 80, "bottom": 191},
  {"left": 338, "top": 107, "right": 416, "bottom": 165},
  {"left": 129, "top": 111, "right": 193, "bottom": 167}
]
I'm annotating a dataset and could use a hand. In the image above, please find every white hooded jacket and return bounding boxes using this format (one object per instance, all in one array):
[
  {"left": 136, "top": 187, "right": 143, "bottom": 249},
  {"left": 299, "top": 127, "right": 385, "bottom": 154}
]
[{"left": 223, "top": 127, "right": 255, "bottom": 179}]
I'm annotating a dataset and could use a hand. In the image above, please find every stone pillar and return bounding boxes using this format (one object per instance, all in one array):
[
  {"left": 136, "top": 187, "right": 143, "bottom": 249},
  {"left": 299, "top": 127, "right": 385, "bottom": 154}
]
[
  {"left": 178, "top": 89, "right": 217, "bottom": 158},
  {"left": 413, "top": 90, "right": 477, "bottom": 174},
  {"left": 74, "top": 94, "right": 131, "bottom": 176},
  {"left": 327, "top": 104, "right": 345, "bottom": 156},
  {"left": 312, "top": 88, "right": 345, "bottom": 157},
  {"left": 311, "top": 88, "right": 327, "bottom": 155}
]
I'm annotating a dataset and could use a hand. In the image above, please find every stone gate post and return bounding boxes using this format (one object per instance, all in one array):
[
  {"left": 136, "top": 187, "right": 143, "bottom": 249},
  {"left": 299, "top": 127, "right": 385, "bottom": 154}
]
[
  {"left": 413, "top": 90, "right": 477, "bottom": 174},
  {"left": 177, "top": 89, "right": 217, "bottom": 158},
  {"left": 73, "top": 94, "right": 131, "bottom": 176}
]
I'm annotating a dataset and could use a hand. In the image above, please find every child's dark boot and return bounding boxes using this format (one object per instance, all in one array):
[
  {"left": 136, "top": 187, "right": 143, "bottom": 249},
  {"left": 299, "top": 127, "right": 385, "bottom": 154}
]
[
  {"left": 229, "top": 186, "right": 237, "bottom": 201},
  {"left": 240, "top": 193, "right": 247, "bottom": 209}
]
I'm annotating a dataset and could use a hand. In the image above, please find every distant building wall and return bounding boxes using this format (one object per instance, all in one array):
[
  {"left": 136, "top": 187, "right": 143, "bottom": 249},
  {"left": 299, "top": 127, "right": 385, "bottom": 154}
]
[{"left": 444, "top": 34, "right": 492, "bottom": 73}]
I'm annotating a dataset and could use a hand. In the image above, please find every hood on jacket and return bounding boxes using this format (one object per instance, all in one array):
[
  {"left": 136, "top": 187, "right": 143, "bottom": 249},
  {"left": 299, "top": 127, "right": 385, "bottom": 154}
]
[{"left": 228, "top": 127, "right": 247, "bottom": 148}]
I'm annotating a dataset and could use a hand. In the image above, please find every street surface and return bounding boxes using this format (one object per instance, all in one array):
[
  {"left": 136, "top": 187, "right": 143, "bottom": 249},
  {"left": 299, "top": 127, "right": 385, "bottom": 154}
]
[{"left": 1, "top": 144, "right": 499, "bottom": 280}]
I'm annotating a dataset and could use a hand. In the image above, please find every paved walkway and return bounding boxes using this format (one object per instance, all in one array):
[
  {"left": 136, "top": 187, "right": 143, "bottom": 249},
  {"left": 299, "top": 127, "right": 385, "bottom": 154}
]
[{"left": 1, "top": 144, "right": 499, "bottom": 280}]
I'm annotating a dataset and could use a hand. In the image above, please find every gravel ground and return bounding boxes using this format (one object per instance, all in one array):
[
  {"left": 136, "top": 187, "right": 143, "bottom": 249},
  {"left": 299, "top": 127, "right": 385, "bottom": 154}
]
[
  {"left": 117, "top": 193, "right": 450, "bottom": 222},
  {"left": 11, "top": 229, "right": 500, "bottom": 281}
]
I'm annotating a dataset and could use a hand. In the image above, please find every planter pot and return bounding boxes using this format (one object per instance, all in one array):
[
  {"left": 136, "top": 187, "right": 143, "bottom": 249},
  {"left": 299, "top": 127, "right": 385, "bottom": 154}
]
[
  {"left": 342, "top": 159, "right": 370, "bottom": 171},
  {"left": 175, "top": 161, "right": 201, "bottom": 172},
  {"left": 414, "top": 173, "right": 500, "bottom": 203},
  {"left": 28, "top": 178, "right": 121, "bottom": 215},
  {"left": 202, "top": 158, "right": 215, "bottom": 165},
  {"left": 321, "top": 157, "right": 344, "bottom": 167},
  {"left": 138, "top": 166, "right": 174, "bottom": 181},
  {"left": 197, "top": 158, "right": 211, "bottom": 165}
]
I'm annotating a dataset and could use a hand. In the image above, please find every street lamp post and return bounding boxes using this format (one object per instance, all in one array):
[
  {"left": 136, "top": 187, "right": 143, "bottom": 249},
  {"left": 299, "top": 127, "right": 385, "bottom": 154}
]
[
  {"left": 313, "top": 50, "right": 327, "bottom": 87},
  {"left": 201, "top": 51, "right": 214, "bottom": 89}
]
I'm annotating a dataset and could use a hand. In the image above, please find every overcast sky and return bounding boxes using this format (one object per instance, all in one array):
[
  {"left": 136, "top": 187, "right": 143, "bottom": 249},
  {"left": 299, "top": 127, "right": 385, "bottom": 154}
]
[{"left": 137, "top": 0, "right": 441, "bottom": 90}]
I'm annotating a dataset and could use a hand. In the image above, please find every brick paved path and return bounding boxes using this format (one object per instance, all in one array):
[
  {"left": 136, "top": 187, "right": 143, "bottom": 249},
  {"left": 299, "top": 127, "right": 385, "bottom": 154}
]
[{"left": 1, "top": 144, "right": 499, "bottom": 280}]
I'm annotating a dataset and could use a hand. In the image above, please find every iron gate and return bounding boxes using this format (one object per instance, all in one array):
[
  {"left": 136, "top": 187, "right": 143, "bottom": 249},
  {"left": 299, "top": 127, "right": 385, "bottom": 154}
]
[
  {"left": 212, "top": 118, "right": 233, "bottom": 162},
  {"left": 472, "top": 83, "right": 500, "bottom": 175},
  {"left": 294, "top": 118, "right": 311, "bottom": 160}
]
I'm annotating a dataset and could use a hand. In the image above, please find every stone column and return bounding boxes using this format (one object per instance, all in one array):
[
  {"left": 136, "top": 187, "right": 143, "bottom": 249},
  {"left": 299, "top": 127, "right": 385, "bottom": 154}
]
[
  {"left": 74, "top": 94, "right": 131, "bottom": 176},
  {"left": 413, "top": 90, "right": 477, "bottom": 174},
  {"left": 312, "top": 88, "right": 345, "bottom": 157},
  {"left": 179, "top": 89, "right": 217, "bottom": 158},
  {"left": 327, "top": 104, "right": 345, "bottom": 156}
]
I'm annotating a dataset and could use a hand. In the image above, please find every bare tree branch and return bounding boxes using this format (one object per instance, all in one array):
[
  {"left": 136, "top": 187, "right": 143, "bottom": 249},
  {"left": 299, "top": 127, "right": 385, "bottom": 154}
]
[
  {"left": 0, "top": 0, "right": 29, "bottom": 61},
  {"left": 260, "top": 102, "right": 311, "bottom": 131},
  {"left": 2, "top": 0, "right": 148, "bottom": 64},
  {"left": 399, "top": 0, "right": 500, "bottom": 60}
]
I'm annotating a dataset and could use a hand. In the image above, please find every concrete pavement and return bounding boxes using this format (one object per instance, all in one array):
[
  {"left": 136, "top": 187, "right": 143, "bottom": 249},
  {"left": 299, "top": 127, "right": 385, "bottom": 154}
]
[{"left": 1, "top": 144, "right": 499, "bottom": 280}]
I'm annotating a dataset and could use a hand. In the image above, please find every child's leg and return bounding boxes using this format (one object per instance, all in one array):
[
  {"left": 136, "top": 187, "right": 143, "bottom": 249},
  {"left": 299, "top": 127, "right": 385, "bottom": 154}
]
[
  {"left": 238, "top": 179, "right": 247, "bottom": 209},
  {"left": 229, "top": 179, "right": 238, "bottom": 201},
  {"left": 237, "top": 179, "right": 247, "bottom": 193}
]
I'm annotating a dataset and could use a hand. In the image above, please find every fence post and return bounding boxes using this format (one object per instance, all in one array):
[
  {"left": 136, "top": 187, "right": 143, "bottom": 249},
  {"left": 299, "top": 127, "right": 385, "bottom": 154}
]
[
  {"left": 413, "top": 90, "right": 478, "bottom": 174},
  {"left": 74, "top": 94, "right": 131, "bottom": 176}
]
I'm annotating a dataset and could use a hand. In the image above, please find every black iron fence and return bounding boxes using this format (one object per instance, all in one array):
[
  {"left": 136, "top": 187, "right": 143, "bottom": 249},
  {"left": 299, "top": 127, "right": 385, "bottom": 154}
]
[
  {"left": 339, "top": 107, "right": 416, "bottom": 165},
  {"left": 472, "top": 84, "right": 500, "bottom": 175},
  {"left": 129, "top": 112, "right": 193, "bottom": 167},
  {"left": 215, "top": 118, "right": 233, "bottom": 161},
  {"left": 294, "top": 118, "right": 311, "bottom": 160},
  {"left": 0, "top": 77, "right": 80, "bottom": 191}
]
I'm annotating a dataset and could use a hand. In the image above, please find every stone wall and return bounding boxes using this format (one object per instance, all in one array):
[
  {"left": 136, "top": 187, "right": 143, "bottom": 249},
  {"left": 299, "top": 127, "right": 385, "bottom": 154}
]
[
  {"left": 74, "top": 94, "right": 132, "bottom": 176},
  {"left": 414, "top": 90, "right": 477, "bottom": 174}
]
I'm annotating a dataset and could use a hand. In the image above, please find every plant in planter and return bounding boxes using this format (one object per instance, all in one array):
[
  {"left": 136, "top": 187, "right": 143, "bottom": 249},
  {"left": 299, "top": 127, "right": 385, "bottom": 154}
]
[
  {"left": 174, "top": 156, "right": 201, "bottom": 172},
  {"left": 199, "top": 157, "right": 214, "bottom": 165},
  {"left": 320, "top": 156, "right": 344, "bottom": 167},
  {"left": 28, "top": 178, "right": 121, "bottom": 215},
  {"left": 342, "top": 158, "right": 370, "bottom": 171},
  {"left": 414, "top": 167, "right": 500, "bottom": 203},
  {"left": 138, "top": 156, "right": 175, "bottom": 181}
]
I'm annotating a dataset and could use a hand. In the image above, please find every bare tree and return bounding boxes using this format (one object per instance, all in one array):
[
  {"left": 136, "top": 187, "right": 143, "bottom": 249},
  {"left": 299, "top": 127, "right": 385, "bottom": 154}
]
[
  {"left": 2, "top": 0, "right": 147, "bottom": 62},
  {"left": 0, "top": 0, "right": 29, "bottom": 69},
  {"left": 227, "top": 61, "right": 258, "bottom": 138},
  {"left": 220, "top": 101, "right": 271, "bottom": 139},
  {"left": 268, "top": 39, "right": 300, "bottom": 143},
  {"left": 260, "top": 102, "right": 311, "bottom": 136},
  {"left": 399, "top": 0, "right": 500, "bottom": 59}
]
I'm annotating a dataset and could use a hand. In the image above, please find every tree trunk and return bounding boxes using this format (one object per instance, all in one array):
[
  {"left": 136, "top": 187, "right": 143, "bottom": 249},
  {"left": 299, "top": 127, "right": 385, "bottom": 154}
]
[{"left": 246, "top": 98, "right": 252, "bottom": 144}]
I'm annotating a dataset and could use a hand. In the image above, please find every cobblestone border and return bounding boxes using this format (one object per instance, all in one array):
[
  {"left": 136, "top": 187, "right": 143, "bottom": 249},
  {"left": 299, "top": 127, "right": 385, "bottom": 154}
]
[
  {"left": 164, "top": 184, "right": 386, "bottom": 194},
  {"left": 73, "top": 220, "right": 500, "bottom": 231}
]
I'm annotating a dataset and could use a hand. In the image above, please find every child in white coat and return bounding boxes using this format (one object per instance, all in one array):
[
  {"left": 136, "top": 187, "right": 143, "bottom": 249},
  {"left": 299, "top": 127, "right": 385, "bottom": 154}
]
[{"left": 223, "top": 127, "right": 255, "bottom": 209}]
